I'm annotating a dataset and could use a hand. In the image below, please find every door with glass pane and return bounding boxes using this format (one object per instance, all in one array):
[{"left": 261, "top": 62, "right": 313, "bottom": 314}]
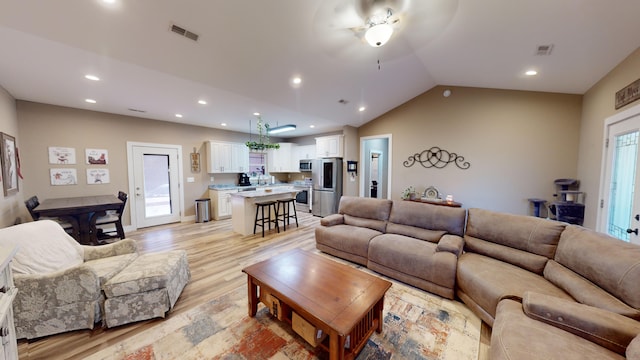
[
  {"left": 600, "top": 110, "right": 640, "bottom": 244},
  {"left": 131, "top": 144, "right": 181, "bottom": 228}
]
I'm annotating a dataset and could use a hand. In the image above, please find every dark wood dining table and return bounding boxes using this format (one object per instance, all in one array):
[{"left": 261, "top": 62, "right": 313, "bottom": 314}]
[{"left": 32, "top": 194, "right": 123, "bottom": 245}]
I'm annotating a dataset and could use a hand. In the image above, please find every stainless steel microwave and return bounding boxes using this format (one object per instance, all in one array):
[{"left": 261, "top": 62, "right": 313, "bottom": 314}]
[{"left": 299, "top": 159, "right": 313, "bottom": 172}]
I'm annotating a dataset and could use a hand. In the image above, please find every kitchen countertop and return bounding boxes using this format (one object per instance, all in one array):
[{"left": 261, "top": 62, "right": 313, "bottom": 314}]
[
  {"left": 230, "top": 186, "right": 297, "bottom": 198},
  {"left": 208, "top": 183, "right": 292, "bottom": 191}
]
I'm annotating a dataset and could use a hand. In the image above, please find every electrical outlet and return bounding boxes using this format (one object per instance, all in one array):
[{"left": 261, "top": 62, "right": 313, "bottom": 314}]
[{"left": 210, "top": 176, "right": 214, "bottom": 182}]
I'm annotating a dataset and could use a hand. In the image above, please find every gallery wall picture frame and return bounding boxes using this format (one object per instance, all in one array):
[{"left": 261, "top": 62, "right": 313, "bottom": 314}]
[
  {"left": 50, "top": 168, "right": 78, "bottom": 186},
  {"left": 86, "top": 148, "right": 108, "bottom": 165},
  {"left": 1, "top": 132, "right": 19, "bottom": 196},
  {"left": 48, "top": 146, "right": 76, "bottom": 164},
  {"left": 87, "top": 168, "right": 110, "bottom": 184}
]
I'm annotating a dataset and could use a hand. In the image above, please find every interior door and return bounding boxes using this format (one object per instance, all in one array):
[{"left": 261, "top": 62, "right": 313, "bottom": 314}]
[
  {"left": 130, "top": 144, "right": 182, "bottom": 228},
  {"left": 599, "top": 107, "right": 640, "bottom": 244}
]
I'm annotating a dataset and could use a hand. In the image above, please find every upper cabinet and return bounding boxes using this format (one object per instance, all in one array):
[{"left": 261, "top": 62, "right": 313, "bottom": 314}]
[
  {"left": 205, "top": 141, "right": 249, "bottom": 173},
  {"left": 268, "top": 143, "right": 299, "bottom": 173},
  {"left": 296, "top": 145, "right": 316, "bottom": 160},
  {"left": 316, "top": 135, "right": 344, "bottom": 158}
]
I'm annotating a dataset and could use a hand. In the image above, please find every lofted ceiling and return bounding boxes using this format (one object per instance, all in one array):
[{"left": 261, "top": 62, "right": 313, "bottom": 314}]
[{"left": 1, "top": 0, "right": 639, "bottom": 137}]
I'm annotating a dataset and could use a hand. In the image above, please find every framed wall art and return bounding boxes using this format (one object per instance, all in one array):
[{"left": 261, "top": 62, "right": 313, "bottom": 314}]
[
  {"left": 1, "top": 132, "right": 19, "bottom": 196},
  {"left": 48, "top": 146, "right": 76, "bottom": 164},
  {"left": 50, "top": 168, "right": 77, "bottom": 186},
  {"left": 87, "top": 168, "right": 110, "bottom": 184},
  {"left": 86, "top": 148, "right": 108, "bottom": 165}
]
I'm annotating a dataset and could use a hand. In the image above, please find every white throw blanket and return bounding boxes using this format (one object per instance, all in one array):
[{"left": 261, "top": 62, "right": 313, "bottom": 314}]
[{"left": 0, "top": 220, "right": 84, "bottom": 274}]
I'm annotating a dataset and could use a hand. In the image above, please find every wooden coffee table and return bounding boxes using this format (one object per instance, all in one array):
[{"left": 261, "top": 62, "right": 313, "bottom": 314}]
[{"left": 242, "top": 249, "right": 392, "bottom": 360}]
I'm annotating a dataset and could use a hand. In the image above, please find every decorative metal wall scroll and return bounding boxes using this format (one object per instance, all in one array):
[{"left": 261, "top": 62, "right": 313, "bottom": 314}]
[{"left": 403, "top": 146, "right": 471, "bottom": 170}]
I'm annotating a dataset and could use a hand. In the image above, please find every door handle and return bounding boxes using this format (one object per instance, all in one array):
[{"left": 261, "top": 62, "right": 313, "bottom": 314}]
[
  {"left": 627, "top": 228, "right": 639, "bottom": 235},
  {"left": 635, "top": 214, "right": 639, "bottom": 221}
]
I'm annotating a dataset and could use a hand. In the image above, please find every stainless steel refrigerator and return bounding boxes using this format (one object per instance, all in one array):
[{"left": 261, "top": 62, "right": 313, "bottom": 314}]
[{"left": 312, "top": 158, "right": 343, "bottom": 217}]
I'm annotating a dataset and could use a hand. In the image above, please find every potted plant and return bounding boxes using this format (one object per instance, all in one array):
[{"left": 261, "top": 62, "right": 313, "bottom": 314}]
[
  {"left": 401, "top": 186, "right": 416, "bottom": 200},
  {"left": 246, "top": 116, "right": 280, "bottom": 151}
]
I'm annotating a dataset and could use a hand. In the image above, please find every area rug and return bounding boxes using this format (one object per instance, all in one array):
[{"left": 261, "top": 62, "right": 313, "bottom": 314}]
[{"left": 87, "top": 277, "right": 480, "bottom": 360}]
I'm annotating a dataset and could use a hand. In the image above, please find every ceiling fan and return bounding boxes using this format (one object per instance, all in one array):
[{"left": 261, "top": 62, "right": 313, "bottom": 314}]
[{"left": 313, "top": 0, "right": 458, "bottom": 60}]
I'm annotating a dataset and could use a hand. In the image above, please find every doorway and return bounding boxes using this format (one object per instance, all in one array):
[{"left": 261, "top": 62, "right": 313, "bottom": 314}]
[
  {"left": 127, "top": 142, "right": 183, "bottom": 229},
  {"left": 360, "top": 135, "right": 392, "bottom": 199},
  {"left": 598, "top": 103, "right": 640, "bottom": 244}
]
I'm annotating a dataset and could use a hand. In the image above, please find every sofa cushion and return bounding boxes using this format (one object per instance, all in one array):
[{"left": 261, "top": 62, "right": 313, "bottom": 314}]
[
  {"left": 338, "top": 196, "right": 392, "bottom": 232},
  {"left": 388, "top": 200, "right": 466, "bottom": 238},
  {"left": 491, "top": 299, "right": 625, "bottom": 360},
  {"left": 456, "top": 253, "right": 573, "bottom": 320},
  {"left": 465, "top": 208, "right": 565, "bottom": 274},
  {"left": 315, "top": 225, "right": 382, "bottom": 266},
  {"left": 544, "top": 260, "right": 640, "bottom": 320},
  {"left": 555, "top": 225, "right": 640, "bottom": 309},
  {"left": 368, "top": 234, "right": 458, "bottom": 299},
  {"left": 385, "top": 223, "right": 445, "bottom": 243},
  {"left": 83, "top": 253, "right": 138, "bottom": 285},
  {"left": 0, "top": 220, "right": 84, "bottom": 275}
]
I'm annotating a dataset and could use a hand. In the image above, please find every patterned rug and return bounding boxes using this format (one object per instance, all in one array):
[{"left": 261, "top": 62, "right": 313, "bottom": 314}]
[{"left": 87, "top": 273, "right": 480, "bottom": 360}]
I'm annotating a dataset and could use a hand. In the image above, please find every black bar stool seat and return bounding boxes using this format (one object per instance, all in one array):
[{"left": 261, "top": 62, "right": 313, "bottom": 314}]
[
  {"left": 254, "top": 201, "right": 279, "bottom": 237},
  {"left": 276, "top": 198, "right": 298, "bottom": 231}
]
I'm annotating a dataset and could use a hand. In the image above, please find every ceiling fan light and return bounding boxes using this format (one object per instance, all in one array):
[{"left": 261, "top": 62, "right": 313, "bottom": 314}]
[{"left": 365, "top": 23, "right": 393, "bottom": 47}]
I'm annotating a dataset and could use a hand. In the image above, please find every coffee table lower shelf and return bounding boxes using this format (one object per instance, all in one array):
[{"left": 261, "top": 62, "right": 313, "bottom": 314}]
[{"left": 252, "top": 282, "right": 383, "bottom": 360}]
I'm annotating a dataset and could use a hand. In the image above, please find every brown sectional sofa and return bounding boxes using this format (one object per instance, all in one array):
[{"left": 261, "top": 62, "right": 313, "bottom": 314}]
[
  {"left": 315, "top": 196, "right": 640, "bottom": 359},
  {"left": 316, "top": 196, "right": 466, "bottom": 299}
]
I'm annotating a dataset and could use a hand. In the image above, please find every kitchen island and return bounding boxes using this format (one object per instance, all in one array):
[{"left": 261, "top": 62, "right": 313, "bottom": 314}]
[{"left": 230, "top": 187, "right": 299, "bottom": 235}]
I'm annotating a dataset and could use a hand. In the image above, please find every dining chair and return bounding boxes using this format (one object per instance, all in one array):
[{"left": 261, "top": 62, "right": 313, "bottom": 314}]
[
  {"left": 24, "top": 195, "right": 80, "bottom": 239},
  {"left": 95, "top": 191, "right": 128, "bottom": 240}
]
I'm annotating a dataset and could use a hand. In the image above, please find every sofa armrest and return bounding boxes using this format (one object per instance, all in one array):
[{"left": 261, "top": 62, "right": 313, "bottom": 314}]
[
  {"left": 436, "top": 234, "right": 464, "bottom": 257},
  {"left": 83, "top": 238, "right": 138, "bottom": 261},
  {"left": 320, "top": 214, "right": 344, "bottom": 227},
  {"left": 14, "top": 266, "right": 101, "bottom": 306},
  {"left": 628, "top": 335, "right": 640, "bottom": 359},
  {"left": 523, "top": 291, "right": 640, "bottom": 355}
]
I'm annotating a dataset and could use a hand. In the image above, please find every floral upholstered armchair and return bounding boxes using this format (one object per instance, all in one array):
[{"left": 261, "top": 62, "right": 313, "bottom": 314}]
[{"left": 0, "top": 220, "right": 138, "bottom": 339}]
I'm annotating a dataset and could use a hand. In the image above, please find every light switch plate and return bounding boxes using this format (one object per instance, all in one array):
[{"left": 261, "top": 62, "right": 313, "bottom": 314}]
[{"left": 187, "top": 177, "right": 195, "bottom": 183}]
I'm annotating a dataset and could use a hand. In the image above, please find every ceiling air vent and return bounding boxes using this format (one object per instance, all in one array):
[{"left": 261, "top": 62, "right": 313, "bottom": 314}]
[
  {"left": 128, "top": 108, "right": 147, "bottom": 113},
  {"left": 170, "top": 24, "right": 199, "bottom": 42},
  {"left": 535, "top": 44, "right": 554, "bottom": 56}
]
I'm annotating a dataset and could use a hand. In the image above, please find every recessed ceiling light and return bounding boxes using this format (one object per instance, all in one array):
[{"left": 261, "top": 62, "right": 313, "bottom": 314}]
[
  {"left": 359, "top": 106, "right": 366, "bottom": 112},
  {"left": 175, "top": 113, "right": 183, "bottom": 118},
  {"left": 221, "top": 123, "right": 227, "bottom": 127},
  {"left": 309, "top": 125, "right": 315, "bottom": 128},
  {"left": 102, "top": 0, "right": 116, "bottom": 3},
  {"left": 525, "top": 70, "right": 538, "bottom": 76},
  {"left": 291, "top": 77, "right": 302, "bottom": 86},
  {"left": 253, "top": 112, "right": 260, "bottom": 116},
  {"left": 198, "top": 100, "right": 207, "bottom": 105},
  {"left": 85, "top": 74, "right": 100, "bottom": 81},
  {"left": 85, "top": 99, "right": 96, "bottom": 104}
]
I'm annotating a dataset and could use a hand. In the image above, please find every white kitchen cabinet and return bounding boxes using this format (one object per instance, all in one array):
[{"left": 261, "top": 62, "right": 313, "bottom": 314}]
[
  {"left": 316, "top": 135, "right": 344, "bottom": 158},
  {"left": 296, "top": 144, "right": 316, "bottom": 161},
  {"left": 268, "top": 143, "right": 299, "bottom": 173},
  {"left": 206, "top": 141, "right": 250, "bottom": 173},
  {"left": 232, "top": 143, "right": 250, "bottom": 173},
  {"left": 209, "top": 188, "right": 237, "bottom": 220}
]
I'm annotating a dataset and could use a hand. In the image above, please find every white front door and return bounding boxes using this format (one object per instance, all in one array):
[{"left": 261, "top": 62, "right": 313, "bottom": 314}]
[
  {"left": 599, "top": 104, "right": 640, "bottom": 244},
  {"left": 128, "top": 142, "right": 182, "bottom": 229}
]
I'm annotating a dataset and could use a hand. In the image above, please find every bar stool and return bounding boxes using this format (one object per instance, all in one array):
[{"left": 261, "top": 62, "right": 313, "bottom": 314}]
[
  {"left": 254, "top": 201, "right": 279, "bottom": 237},
  {"left": 276, "top": 198, "right": 298, "bottom": 231}
]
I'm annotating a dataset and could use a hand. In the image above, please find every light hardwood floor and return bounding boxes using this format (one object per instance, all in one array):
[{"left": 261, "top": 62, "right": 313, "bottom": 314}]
[{"left": 17, "top": 212, "right": 490, "bottom": 359}]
